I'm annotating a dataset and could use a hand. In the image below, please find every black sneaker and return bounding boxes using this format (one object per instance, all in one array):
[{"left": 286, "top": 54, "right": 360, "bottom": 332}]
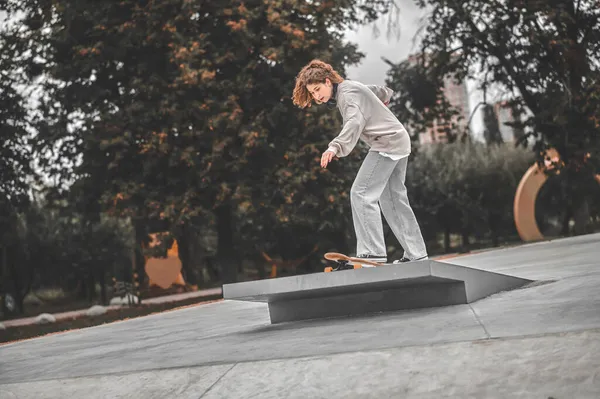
[
  {"left": 331, "top": 261, "right": 354, "bottom": 271},
  {"left": 393, "top": 255, "right": 428, "bottom": 264},
  {"left": 355, "top": 254, "right": 387, "bottom": 263}
]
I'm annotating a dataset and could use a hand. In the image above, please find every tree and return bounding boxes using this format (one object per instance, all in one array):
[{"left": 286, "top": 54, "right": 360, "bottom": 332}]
[
  {"left": 383, "top": 54, "right": 465, "bottom": 143},
  {"left": 406, "top": 141, "right": 533, "bottom": 252},
  {"left": 0, "top": 8, "right": 35, "bottom": 221},
  {"left": 0, "top": 6, "right": 37, "bottom": 317},
  {"left": 405, "top": 0, "right": 600, "bottom": 171},
  {"left": 386, "top": 0, "right": 600, "bottom": 235},
  {"left": 5, "top": 0, "right": 398, "bottom": 284}
]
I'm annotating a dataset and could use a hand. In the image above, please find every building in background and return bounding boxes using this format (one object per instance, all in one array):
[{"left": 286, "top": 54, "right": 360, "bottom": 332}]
[
  {"left": 420, "top": 75, "right": 470, "bottom": 144},
  {"left": 406, "top": 53, "right": 471, "bottom": 145}
]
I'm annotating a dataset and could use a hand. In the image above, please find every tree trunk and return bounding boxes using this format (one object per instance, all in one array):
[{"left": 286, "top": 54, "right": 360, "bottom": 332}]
[
  {"left": 6, "top": 248, "right": 26, "bottom": 315},
  {"left": 100, "top": 265, "right": 107, "bottom": 305},
  {"left": 343, "top": 215, "right": 354, "bottom": 256},
  {"left": 195, "top": 257, "right": 205, "bottom": 287},
  {"left": 177, "top": 224, "right": 198, "bottom": 286},
  {"left": 0, "top": 245, "right": 5, "bottom": 317},
  {"left": 561, "top": 207, "right": 572, "bottom": 236},
  {"left": 489, "top": 213, "right": 499, "bottom": 247},
  {"left": 77, "top": 276, "right": 87, "bottom": 300},
  {"left": 87, "top": 271, "right": 96, "bottom": 302},
  {"left": 216, "top": 201, "right": 238, "bottom": 284},
  {"left": 444, "top": 228, "right": 451, "bottom": 253},
  {"left": 1, "top": 245, "right": 22, "bottom": 317},
  {"left": 133, "top": 220, "right": 148, "bottom": 303},
  {"left": 255, "top": 251, "right": 267, "bottom": 279},
  {"left": 461, "top": 229, "right": 470, "bottom": 253},
  {"left": 573, "top": 197, "right": 591, "bottom": 236},
  {"left": 1, "top": 245, "right": 6, "bottom": 288},
  {"left": 491, "top": 230, "right": 499, "bottom": 247}
]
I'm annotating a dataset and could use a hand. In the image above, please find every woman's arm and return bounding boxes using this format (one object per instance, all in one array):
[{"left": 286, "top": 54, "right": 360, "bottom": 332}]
[
  {"left": 326, "top": 101, "right": 367, "bottom": 158},
  {"left": 366, "top": 85, "right": 394, "bottom": 105}
]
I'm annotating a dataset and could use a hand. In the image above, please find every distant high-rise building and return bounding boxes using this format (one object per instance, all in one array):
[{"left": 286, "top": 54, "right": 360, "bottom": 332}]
[
  {"left": 424, "top": 75, "right": 470, "bottom": 144},
  {"left": 406, "top": 53, "right": 470, "bottom": 145}
]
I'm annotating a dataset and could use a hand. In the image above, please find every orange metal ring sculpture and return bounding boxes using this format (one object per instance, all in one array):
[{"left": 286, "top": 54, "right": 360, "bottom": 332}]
[{"left": 514, "top": 149, "right": 600, "bottom": 241}]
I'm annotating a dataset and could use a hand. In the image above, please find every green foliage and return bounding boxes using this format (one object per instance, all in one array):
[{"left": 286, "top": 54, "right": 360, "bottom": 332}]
[
  {"left": 14, "top": 0, "right": 393, "bottom": 223},
  {"left": 0, "top": 9, "right": 35, "bottom": 235},
  {"left": 404, "top": 0, "right": 600, "bottom": 176},
  {"left": 1, "top": 198, "right": 135, "bottom": 317},
  {"left": 4, "top": 0, "right": 563, "bottom": 286},
  {"left": 384, "top": 55, "right": 464, "bottom": 142},
  {"left": 0, "top": 10, "right": 38, "bottom": 315},
  {"left": 406, "top": 141, "right": 534, "bottom": 251},
  {"left": 0, "top": 0, "right": 401, "bottom": 281}
]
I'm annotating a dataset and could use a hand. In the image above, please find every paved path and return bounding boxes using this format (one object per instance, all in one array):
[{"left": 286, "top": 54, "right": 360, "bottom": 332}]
[
  {"left": 1, "top": 234, "right": 599, "bottom": 398},
  {"left": 2, "top": 287, "right": 222, "bottom": 328}
]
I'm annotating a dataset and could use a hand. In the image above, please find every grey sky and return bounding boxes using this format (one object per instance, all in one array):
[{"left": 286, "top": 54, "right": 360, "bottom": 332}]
[
  {"left": 344, "top": 1, "right": 428, "bottom": 85},
  {"left": 344, "top": 1, "right": 485, "bottom": 140}
]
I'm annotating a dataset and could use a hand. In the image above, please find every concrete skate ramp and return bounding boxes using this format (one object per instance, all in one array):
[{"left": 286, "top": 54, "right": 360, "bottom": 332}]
[{"left": 223, "top": 260, "right": 532, "bottom": 323}]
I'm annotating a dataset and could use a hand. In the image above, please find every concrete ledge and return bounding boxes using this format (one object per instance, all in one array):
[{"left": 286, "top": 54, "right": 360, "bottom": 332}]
[{"left": 223, "top": 260, "right": 532, "bottom": 324}]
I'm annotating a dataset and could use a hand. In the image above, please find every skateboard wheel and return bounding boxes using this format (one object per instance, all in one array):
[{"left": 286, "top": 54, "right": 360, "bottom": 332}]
[{"left": 324, "top": 267, "right": 333, "bottom": 273}]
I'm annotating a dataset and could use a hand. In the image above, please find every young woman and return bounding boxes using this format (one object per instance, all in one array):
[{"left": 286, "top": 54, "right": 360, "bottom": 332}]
[{"left": 292, "top": 59, "right": 428, "bottom": 263}]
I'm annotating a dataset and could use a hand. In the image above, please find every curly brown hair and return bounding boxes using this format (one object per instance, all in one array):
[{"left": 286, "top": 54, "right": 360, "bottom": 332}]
[{"left": 292, "top": 59, "right": 344, "bottom": 108}]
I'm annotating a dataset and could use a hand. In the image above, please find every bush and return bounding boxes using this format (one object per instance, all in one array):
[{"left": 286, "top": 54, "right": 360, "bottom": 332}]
[{"left": 405, "top": 141, "right": 534, "bottom": 253}]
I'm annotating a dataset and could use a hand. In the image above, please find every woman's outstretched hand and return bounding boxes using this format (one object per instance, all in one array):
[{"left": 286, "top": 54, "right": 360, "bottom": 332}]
[{"left": 321, "top": 150, "right": 337, "bottom": 168}]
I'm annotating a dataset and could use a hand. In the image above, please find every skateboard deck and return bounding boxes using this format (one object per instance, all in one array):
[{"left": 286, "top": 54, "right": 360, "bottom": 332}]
[{"left": 323, "top": 252, "right": 382, "bottom": 272}]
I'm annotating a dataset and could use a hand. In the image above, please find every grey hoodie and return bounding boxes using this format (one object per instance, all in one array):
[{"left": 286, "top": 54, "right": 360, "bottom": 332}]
[{"left": 326, "top": 80, "right": 411, "bottom": 158}]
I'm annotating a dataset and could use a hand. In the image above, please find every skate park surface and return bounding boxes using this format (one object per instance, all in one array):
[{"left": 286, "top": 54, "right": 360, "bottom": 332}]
[{"left": 1, "top": 233, "right": 599, "bottom": 398}]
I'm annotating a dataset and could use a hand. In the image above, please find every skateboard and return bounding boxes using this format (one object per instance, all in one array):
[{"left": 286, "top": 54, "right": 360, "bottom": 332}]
[{"left": 323, "top": 252, "right": 382, "bottom": 272}]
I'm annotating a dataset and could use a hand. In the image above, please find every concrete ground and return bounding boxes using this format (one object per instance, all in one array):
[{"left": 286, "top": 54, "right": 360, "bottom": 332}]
[{"left": 1, "top": 233, "right": 599, "bottom": 398}]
